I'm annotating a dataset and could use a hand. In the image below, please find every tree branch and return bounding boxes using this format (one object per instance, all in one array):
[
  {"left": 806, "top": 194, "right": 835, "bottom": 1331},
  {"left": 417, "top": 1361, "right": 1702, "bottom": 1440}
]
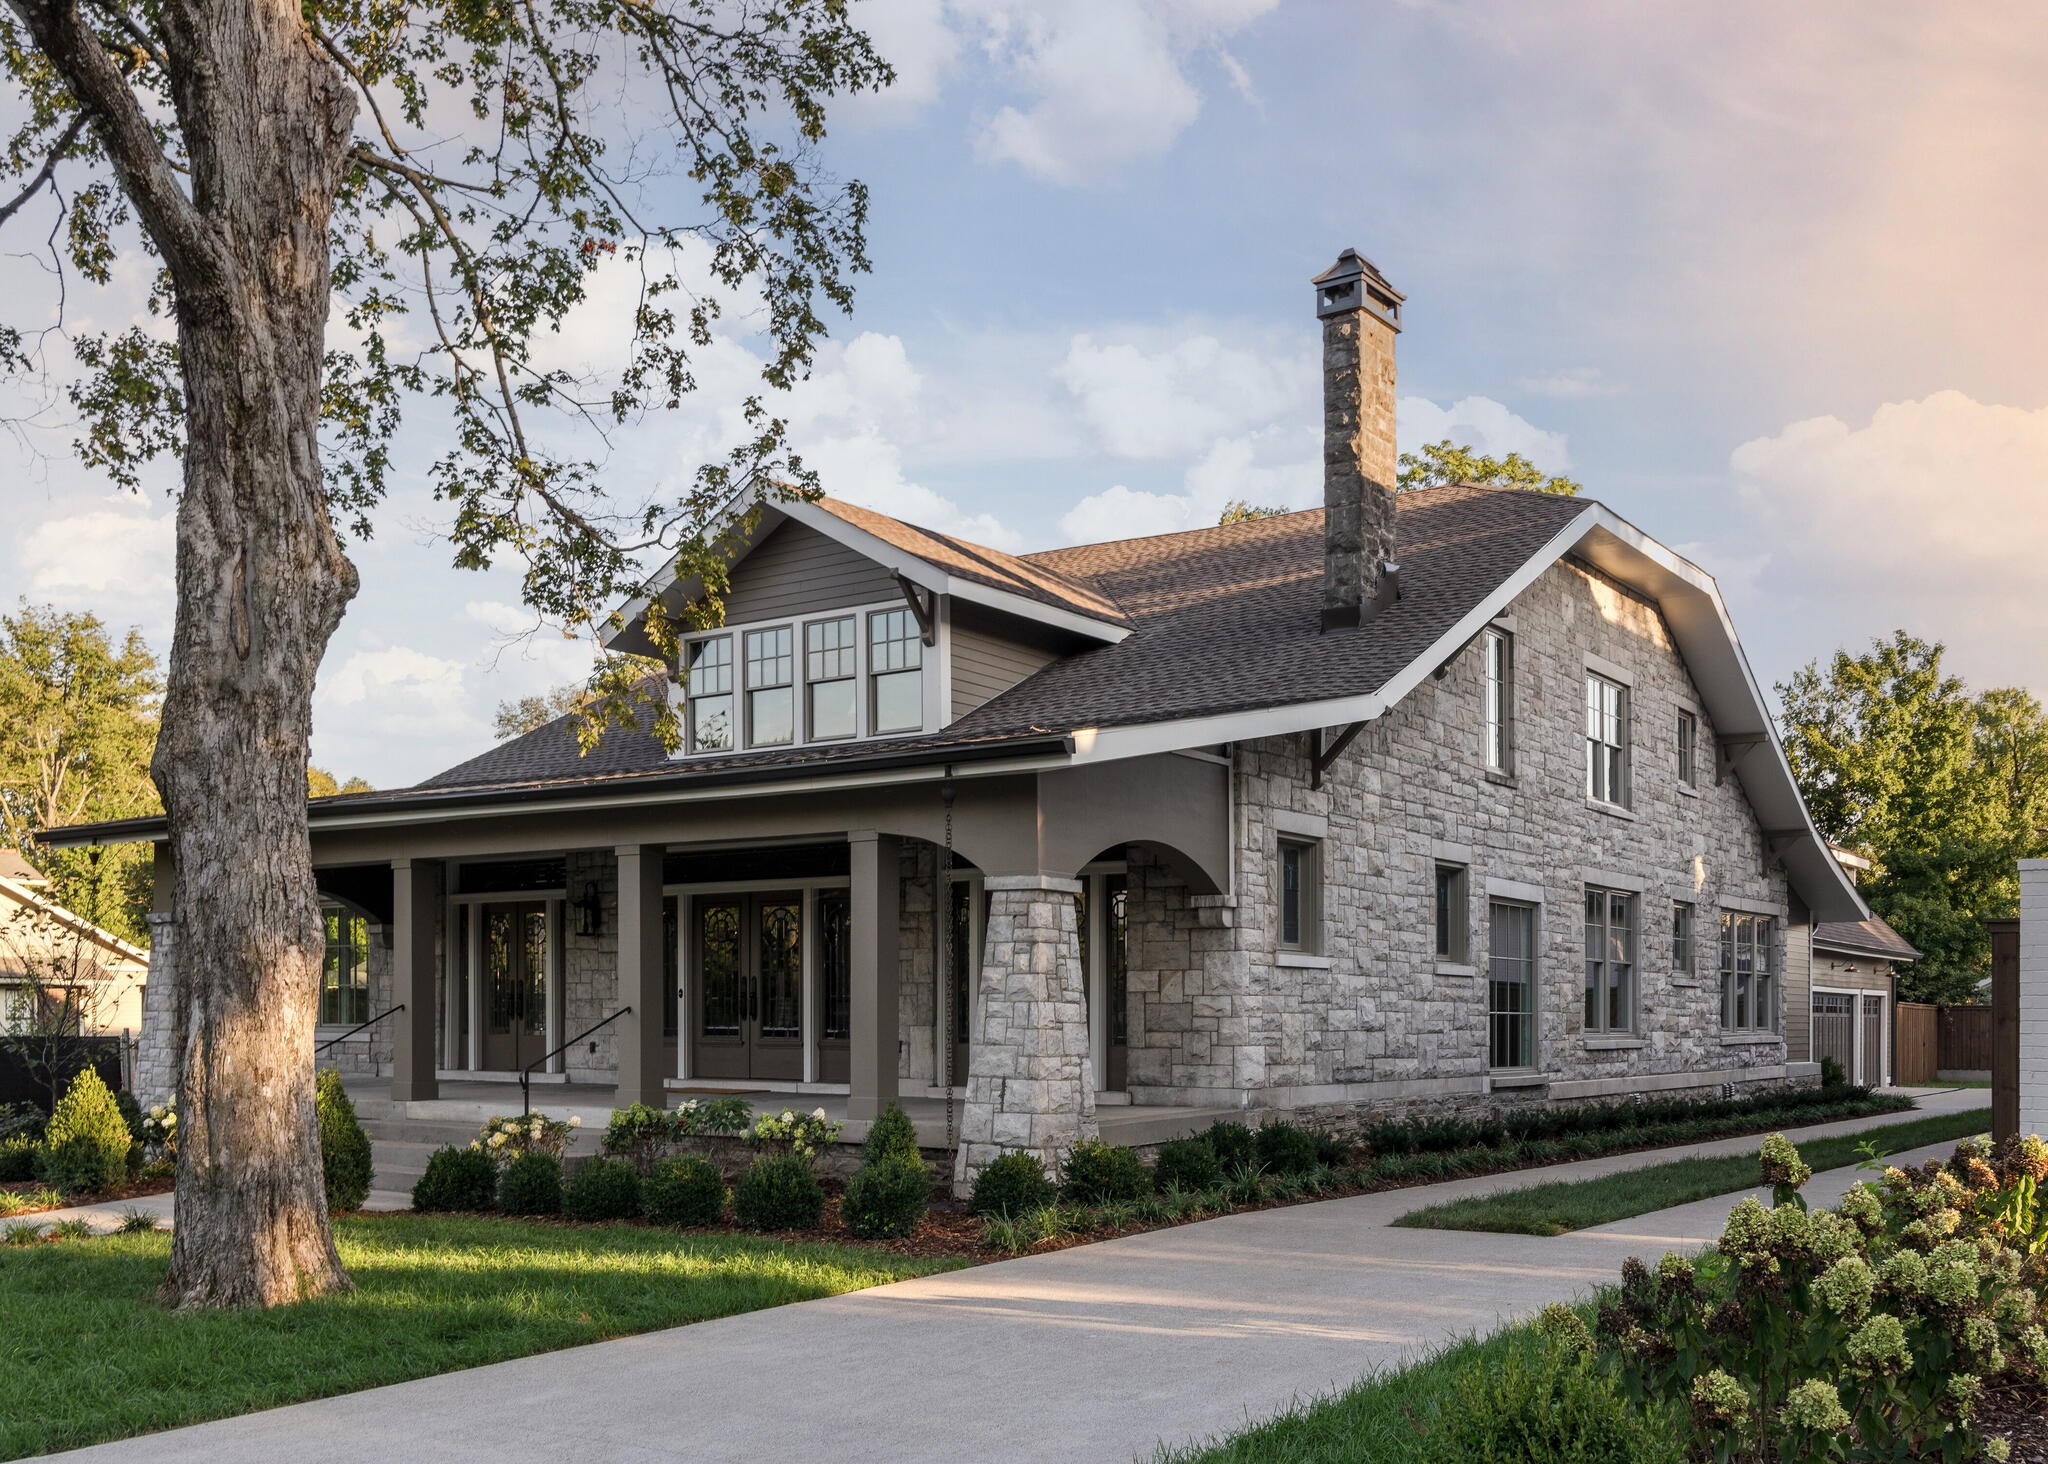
[{"left": 0, "top": 110, "right": 88, "bottom": 229}]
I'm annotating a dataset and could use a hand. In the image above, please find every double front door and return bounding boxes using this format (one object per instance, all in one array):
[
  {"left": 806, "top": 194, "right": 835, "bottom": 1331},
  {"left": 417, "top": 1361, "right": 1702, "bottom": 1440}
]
[
  {"left": 695, "top": 891, "right": 844, "bottom": 1082},
  {"left": 479, "top": 901, "right": 550, "bottom": 1072}
]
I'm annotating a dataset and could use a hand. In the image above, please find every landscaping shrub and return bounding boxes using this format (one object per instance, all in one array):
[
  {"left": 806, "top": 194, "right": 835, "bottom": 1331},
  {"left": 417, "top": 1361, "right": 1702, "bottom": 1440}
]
[
  {"left": 496, "top": 1150, "right": 564, "bottom": 1216},
  {"left": 641, "top": 1154, "right": 726, "bottom": 1227},
  {"left": 600, "top": 1102, "right": 676, "bottom": 1175},
  {"left": 841, "top": 1154, "right": 930, "bottom": 1239},
  {"left": 1059, "top": 1139, "right": 1148, "bottom": 1205},
  {"left": 747, "top": 1106, "right": 842, "bottom": 1161},
  {"left": 1255, "top": 1120, "right": 1319, "bottom": 1176},
  {"left": 1427, "top": 1320, "right": 1679, "bottom": 1464},
  {"left": 410, "top": 1145, "right": 498, "bottom": 1212},
  {"left": 1819, "top": 1055, "right": 1848, "bottom": 1090},
  {"left": 476, "top": 1112, "right": 579, "bottom": 1166},
  {"left": 113, "top": 1089, "right": 143, "bottom": 1143},
  {"left": 733, "top": 1152, "right": 824, "bottom": 1231},
  {"left": 861, "top": 1100, "right": 921, "bottom": 1166},
  {"left": 0, "top": 1101, "right": 43, "bottom": 1141},
  {"left": 316, "top": 1068, "right": 374, "bottom": 1213},
  {"left": 563, "top": 1156, "right": 643, "bottom": 1222},
  {"left": 1152, "top": 1137, "right": 1221, "bottom": 1193},
  {"left": 969, "top": 1151, "right": 1055, "bottom": 1218},
  {"left": 0, "top": 1134, "right": 34, "bottom": 1182},
  {"left": 1313, "top": 1128, "right": 1353, "bottom": 1167},
  {"left": 1203, "top": 1120, "right": 1256, "bottom": 1169},
  {"left": 33, "top": 1069, "right": 131, "bottom": 1195}
]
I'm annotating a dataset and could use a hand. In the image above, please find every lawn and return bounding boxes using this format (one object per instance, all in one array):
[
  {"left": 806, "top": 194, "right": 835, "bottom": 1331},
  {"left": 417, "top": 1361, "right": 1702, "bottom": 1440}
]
[
  {"left": 0, "top": 1214, "right": 964, "bottom": 1460},
  {"left": 1391, "top": 1107, "right": 1991, "bottom": 1237}
]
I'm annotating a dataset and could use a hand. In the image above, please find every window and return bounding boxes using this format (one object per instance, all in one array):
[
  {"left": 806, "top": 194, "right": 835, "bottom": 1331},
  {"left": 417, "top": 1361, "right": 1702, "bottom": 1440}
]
[
  {"left": 1720, "top": 911, "right": 1777, "bottom": 1032},
  {"left": 1279, "top": 839, "right": 1321, "bottom": 952},
  {"left": 1434, "top": 862, "right": 1470, "bottom": 963},
  {"left": 1488, "top": 900, "right": 1536, "bottom": 1069},
  {"left": 1483, "top": 629, "right": 1514, "bottom": 774},
  {"left": 805, "top": 616, "right": 858, "bottom": 741},
  {"left": 1677, "top": 710, "right": 1699, "bottom": 788},
  {"left": 743, "top": 626, "right": 795, "bottom": 747},
  {"left": 1583, "top": 888, "right": 1636, "bottom": 1034},
  {"left": 1585, "top": 674, "right": 1630, "bottom": 807},
  {"left": 320, "top": 905, "right": 370, "bottom": 1027},
  {"left": 869, "top": 608, "right": 924, "bottom": 734},
  {"left": 1672, "top": 901, "right": 1696, "bottom": 977},
  {"left": 686, "top": 635, "right": 734, "bottom": 753}
]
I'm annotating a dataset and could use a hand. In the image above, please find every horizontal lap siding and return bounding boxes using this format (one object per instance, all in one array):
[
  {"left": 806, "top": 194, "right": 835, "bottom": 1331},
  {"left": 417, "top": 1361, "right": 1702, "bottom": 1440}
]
[
  {"left": 722, "top": 521, "right": 899, "bottom": 625},
  {"left": 949, "top": 609, "right": 1063, "bottom": 720}
]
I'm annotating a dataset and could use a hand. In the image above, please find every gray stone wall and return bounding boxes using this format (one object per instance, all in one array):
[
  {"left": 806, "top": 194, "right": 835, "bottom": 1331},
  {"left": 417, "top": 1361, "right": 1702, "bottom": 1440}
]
[
  {"left": 899, "top": 842, "right": 938, "bottom": 1087},
  {"left": 132, "top": 914, "right": 176, "bottom": 1107},
  {"left": 562, "top": 848, "right": 618, "bottom": 1081}
]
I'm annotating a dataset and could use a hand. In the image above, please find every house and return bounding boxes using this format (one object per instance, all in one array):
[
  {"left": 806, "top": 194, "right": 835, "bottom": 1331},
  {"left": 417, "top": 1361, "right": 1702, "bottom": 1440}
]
[
  {"left": 0, "top": 847, "right": 149, "bottom": 1048},
  {"left": 1783, "top": 844, "right": 1917, "bottom": 1089},
  {"left": 45, "top": 248, "right": 1868, "bottom": 1188}
]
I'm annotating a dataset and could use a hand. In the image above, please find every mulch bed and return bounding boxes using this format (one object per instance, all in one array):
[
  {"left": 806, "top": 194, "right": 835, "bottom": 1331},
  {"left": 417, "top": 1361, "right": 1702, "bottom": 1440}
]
[
  {"left": 1978, "top": 1373, "right": 2048, "bottom": 1464},
  {"left": 1, "top": 1175, "right": 173, "bottom": 1217}
]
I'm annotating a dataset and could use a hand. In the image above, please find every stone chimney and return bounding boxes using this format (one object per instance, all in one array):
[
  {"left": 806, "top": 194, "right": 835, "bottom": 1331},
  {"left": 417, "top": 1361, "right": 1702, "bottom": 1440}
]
[{"left": 1312, "top": 248, "right": 1403, "bottom": 632}]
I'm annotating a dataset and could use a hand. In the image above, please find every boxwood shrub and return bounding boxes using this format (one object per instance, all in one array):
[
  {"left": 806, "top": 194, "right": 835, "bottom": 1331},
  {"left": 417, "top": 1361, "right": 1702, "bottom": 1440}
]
[
  {"left": 1255, "top": 1120, "right": 1320, "bottom": 1176},
  {"left": 841, "top": 1154, "right": 930, "bottom": 1239},
  {"left": 1152, "top": 1137, "right": 1221, "bottom": 1193},
  {"left": 316, "top": 1069, "right": 374, "bottom": 1212},
  {"left": 1059, "top": 1139, "right": 1148, "bottom": 1205},
  {"left": 497, "top": 1150, "right": 564, "bottom": 1216},
  {"left": 969, "top": 1151, "right": 1055, "bottom": 1218},
  {"left": 860, "top": 1100, "right": 922, "bottom": 1166},
  {"left": 1203, "top": 1120, "right": 1257, "bottom": 1169},
  {"left": 410, "top": 1145, "right": 498, "bottom": 1212},
  {"left": 733, "top": 1152, "right": 824, "bottom": 1231},
  {"left": 563, "top": 1155, "right": 642, "bottom": 1222},
  {"left": 34, "top": 1070, "right": 132, "bottom": 1195},
  {"left": 642, "top": 1154, "right": 726, "bottom": 1227}
]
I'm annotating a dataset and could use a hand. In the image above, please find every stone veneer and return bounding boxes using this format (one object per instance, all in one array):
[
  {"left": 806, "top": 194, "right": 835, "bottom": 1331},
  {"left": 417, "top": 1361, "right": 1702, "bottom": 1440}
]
[{"left": 952, "top": 877, "right": 1097, "bottom": 1190}]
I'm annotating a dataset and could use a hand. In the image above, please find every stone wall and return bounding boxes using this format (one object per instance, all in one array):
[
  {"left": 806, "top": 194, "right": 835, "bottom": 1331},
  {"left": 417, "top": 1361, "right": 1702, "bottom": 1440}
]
[
  {"left": 132, "top": 913, "right": 177, "bottom": 1108},
  {"left": 562, "top": 849, "right": 619, "bottom": 1081},
  {"left": 899, "top": 842, "right": 938, "bottom": 1087}
]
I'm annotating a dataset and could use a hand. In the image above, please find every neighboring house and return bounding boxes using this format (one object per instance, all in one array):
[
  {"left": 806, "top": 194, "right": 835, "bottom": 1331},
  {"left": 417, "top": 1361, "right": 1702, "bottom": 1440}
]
[
  {"left": 47, "top": 248, "right": 1867, "bottom": 1188},
  {"left": 0, "top": 848, "right": 149, "bottom": 1046},
  {"left": 1782, "top": 844, "right": 1917, "bottom": 1089}
]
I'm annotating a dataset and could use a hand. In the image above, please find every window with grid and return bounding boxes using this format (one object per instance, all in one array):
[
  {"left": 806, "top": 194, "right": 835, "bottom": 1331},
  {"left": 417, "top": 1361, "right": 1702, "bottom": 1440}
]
[
  {"left": 1435, "top": 863, "right": 1470, "bottom": 962},
  {"left": 1672, "top": 900, "right": 1696, "bottom": 977},
  {"left": 686, "top": 635, "right": 734, "bottom": 752},
  {"left": 1582, "top": 888, "right": 1636, "bottom": 1034},
  {"left": 1483, "top": 629, "right": 1514, "bottom": 774},
  {"left": 805, "top": 616, "right": 858, "bottom": 741},
  {"left": 1488, "top": 900, "right": 1536, "bottom": 1070},
  {"left": 868, "top": 608, "right": 923, "bottom": 733},
  {"left": 1720, "top": 912, "right": 1777, "bottom": 1031},
  {"left": 1585, "top": 674, "right": 1630, "bottom": 806},
  {"left": 320, "top": 906, "right": 370, "bottom": 1027},
  {"left": 744, "top": 626, "right": 795, "bottom": 747},
  {"left": 1677, "top": 709, "right": 1699, "bottom": 787},
  {"left": 1279, "top": 839, "right": 1320, "bottom": 953}
]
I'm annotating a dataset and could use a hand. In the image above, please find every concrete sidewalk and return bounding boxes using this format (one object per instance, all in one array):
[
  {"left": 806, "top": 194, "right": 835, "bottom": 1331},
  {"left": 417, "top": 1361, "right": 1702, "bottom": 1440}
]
[{"left": 45, "top": 1089, "right": 1988, "bottom": 1464}]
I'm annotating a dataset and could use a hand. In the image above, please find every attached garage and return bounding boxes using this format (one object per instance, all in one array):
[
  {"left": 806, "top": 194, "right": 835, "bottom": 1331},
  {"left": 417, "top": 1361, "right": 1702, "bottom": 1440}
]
[{"left": 1808, "top": 916, "right": 1919, "bottom": 1089}]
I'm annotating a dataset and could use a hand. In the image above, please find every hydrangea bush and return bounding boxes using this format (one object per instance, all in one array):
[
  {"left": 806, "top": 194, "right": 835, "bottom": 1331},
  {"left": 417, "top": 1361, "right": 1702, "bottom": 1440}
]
[
  {"left": 600, "top": 1097, "right": 752, "bottom": 1174},
  {"left": 1597, "top": 1132, "right": 2048, "bottom": 1463},
  {"left": 473, "top": 1112, "right": 580, "bottom": 1167},
  {"left": 136, "top": 1101, "right": 177, "bottom": 1160},
  {"left": 747, "top": 1107, "right": 842, "bottom": 1162}
]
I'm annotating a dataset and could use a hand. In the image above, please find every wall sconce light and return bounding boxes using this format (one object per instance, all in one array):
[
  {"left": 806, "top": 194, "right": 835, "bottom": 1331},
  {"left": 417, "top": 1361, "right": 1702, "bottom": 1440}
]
[{"left": 574, "top": 883, "right": 603, "bottom": 939}]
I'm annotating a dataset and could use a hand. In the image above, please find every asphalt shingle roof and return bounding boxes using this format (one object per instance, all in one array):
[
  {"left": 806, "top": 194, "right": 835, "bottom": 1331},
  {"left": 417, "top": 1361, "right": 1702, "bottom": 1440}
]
[{"left": 1813, "top": 915, "right": 1921, "bottom": 962}]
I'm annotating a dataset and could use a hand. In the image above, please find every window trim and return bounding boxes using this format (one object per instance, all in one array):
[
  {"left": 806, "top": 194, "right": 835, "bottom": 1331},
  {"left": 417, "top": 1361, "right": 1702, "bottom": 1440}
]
[
  {"left": 1278, "top": 837, "right": 1322, "bottom": 955},
  {"left": 1672, "top": 899, "right": 1698, "bottom": 983},
  {"left": 803, "top": 615, "right": 859, "bottom": 743},
  {"left": 1677, "top": 708, "right": 1700, "bottom": 789},
  {"left": 1482, "top": 627, "right": 1515, "bottom": 775},
  {"left": 867, "top": 606, "right": 926, "bottom": 736},
  {"left": 1719, "top": 910, "right": 1778, "bottom": 1033},
  {"left": 1434, "top": 861, "right": 1471, "bottom": 965},
  {"left": 319, "top": 904, "right": 372, "bottom": 1029},
  {"left": 742, "top": 624, "right": 796, "bottom": 750},
  {"left": 1585, "top": 672, "right": 1632, "bottom": 809},
  {"left": 1582, "top": 886, "right": 1638, "bottom": 1037}
]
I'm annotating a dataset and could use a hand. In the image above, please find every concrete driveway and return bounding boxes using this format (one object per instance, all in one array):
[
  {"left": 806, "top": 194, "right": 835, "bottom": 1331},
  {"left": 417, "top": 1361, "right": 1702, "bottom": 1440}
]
[{"left": 45, "top": 1088, "right": 1987, "bottom": 1464}]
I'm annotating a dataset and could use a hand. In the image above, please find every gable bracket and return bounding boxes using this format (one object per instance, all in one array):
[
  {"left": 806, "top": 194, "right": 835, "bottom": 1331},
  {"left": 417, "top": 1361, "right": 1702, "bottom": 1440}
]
[
  {"left": 1310, "top": 722, "right": 1368, "bottom": 790},
  {"left": 891, "top": 571, "right": 938, "bottom": 647},
  {"left": 1715, "top": 732, "right": 1769, "bottom": 785}
]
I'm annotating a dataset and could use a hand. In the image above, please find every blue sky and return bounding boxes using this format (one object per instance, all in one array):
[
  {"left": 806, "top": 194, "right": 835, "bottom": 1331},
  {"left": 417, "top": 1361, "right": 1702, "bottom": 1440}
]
[{"left": 7, "top": 0, "right": 2048, "bottom": 788}]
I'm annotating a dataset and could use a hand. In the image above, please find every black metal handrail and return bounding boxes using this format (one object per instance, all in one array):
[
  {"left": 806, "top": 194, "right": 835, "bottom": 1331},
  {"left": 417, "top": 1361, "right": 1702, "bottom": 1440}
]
[
  {"left": 316, "top": 1003, "right": 405, "bottom": 1055},
  {"left": 522, "top": 1006, "right": 630, "bottom": 1115}
]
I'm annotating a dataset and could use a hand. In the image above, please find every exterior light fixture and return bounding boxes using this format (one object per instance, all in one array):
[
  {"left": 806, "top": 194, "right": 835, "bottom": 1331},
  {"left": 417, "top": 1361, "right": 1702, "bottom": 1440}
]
[{"left": 574, "top": 883, "right": 603, "bottom": 938}]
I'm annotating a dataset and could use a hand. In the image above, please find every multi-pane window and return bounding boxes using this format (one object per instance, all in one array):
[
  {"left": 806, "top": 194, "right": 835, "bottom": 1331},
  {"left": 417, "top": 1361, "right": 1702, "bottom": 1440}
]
[
  {"left": 1583, "top": 888, "right": 1636, "bottom": 1034},
  {"left": 1585, "top": 674, "right": 1630, "bottom": 807},
  {"left": 869, "top": 609, "right": 924, "bottom": 734},
  {"left": 686, "top": 635, "right": 734, "bottom": 753},
  {"left": 1488, "top": 900, "right": 1536, "bottom": 1070},
  {"left": 1279, "top": 839, "right": 1320, "bottom": 952},
  {"left": 1720, "top": 912, "right": 1777, "bottom": 1032},
  {"left": 744, "top": 626, "right": 795, "bottom": 748},
  {"left": 320, "top": 905, "right": 370, "bottom": 1027},
  {"left": 1435, "top": 863, "right": 1470, "bottom": 963},
  {"left": 1672, "top": 901, "right": 1696, "bottom": 977},
  {"left": 805, "top": 616, "right": 858, "bottom": 741},
  {"left": 1677, "top": 710, "right": 1699, "bottom": 788},
  {"left": 1483, "top": 629, "right": 1514, "bottom": 774}
]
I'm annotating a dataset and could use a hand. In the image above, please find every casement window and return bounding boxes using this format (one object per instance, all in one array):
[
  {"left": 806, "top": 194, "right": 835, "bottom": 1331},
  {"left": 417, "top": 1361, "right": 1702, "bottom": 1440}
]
[
  {"left": 1279, "top": 838, "right": 1322, "bottom": 953},
  {"left": 320, "top": 905, "right": 370, "bottom": 1027},
  {"left": 1720, "top": 912, "right": 1777, "bottom": 1032},
  {"left": 1488, "top": 900, "right": 1537, "bottom": 1070},
  {"left": 686, "top": 635, "right": 734, "bottom": 752},
  {"left": 1672, "top": 901, "right": 1696, "bottom": 978},
  {"left": 743, "top": 626, "right": 795, "bottom": 748},
  {"left": 869, "top": 608, "right": 924, "bottom": 734},
  {"left": 1677, "top": 710, "right": 1699, "bottom": 788},
  {"left": 1483, "top": 629, "right": 1514, "bottom": 774},
  {"left": 1583, "top": 888, "right": 1637, "bottom": 1034},
  {"left": 1585, "top": 674, "right": 1631, "bottom": 807},
  {"left": 1434, "top": 862, "right": 1470, "bottom": 963},
  {"left": 804, "top": 616, "right": 858, "bottom": 741}
]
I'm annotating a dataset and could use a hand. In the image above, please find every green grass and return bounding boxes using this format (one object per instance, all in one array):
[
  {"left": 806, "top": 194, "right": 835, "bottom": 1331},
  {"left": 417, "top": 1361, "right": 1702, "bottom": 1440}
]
[
  {"left": 0, "top": 1214, "right": 964, "bottom": 1460},
  {"left": 1392, "top": 1107, "right": 1991, "bottom": 1237}
]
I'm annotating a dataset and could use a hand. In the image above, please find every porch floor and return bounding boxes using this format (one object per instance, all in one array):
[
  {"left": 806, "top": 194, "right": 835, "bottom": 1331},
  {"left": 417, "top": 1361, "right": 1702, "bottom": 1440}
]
[{"left": 340, "top": 1076, "right": 1239, "bottom": 1150}]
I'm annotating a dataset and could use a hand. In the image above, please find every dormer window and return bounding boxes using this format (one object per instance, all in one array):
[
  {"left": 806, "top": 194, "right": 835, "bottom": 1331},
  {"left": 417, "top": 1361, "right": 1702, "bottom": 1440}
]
[
  {"left": 806, "top": 617, "right": 857, "bottom": 741},
  {"left": 744, "top": 626, "right": 794, "bottom": 748},
  {"left": 869, "top": 609, "right": 923, "bottom": 734},
  {"left": 687, "top": 636, "right": 734, "bottom": 752}
]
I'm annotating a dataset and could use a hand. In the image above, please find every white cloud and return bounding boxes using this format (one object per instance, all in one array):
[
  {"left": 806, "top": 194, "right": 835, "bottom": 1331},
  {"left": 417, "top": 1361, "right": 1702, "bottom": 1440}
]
[
  {"left": 18, "top": 493, "right": 176, "bottom": 640},
  {"left": 1514, "top": 366, "right": 1619, "bottom": 399},
  {"left": 1398, "top": 395, "right": 1571, "bottom": 468},
  {"left": 1057, "top": 427, "right": 1317, "bottom": 543},
  {"left": 313, "top": 645, "right": 478, "bottom": 780},
  {"left": 841, "top": 0, "right": 964, "bottom": 122},
  {"left": 1058, "top": 330, "right": 1312, "bottom": 460}
]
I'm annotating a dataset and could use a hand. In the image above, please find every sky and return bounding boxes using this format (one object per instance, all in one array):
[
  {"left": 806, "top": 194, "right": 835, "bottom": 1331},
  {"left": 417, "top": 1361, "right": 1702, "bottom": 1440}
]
[{"left": 5, "top": 0, "right": 2048, "bottom": 789}]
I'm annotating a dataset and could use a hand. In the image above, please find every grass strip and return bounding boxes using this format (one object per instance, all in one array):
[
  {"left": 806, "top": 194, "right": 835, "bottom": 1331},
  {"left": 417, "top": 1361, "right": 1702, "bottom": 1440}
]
[
  {"left": 0, "top": 1213, "right": 963, "bottom": 1460},
  {"left": 1391, "top": 1107, "right": 1990, "bottom": 1237}
]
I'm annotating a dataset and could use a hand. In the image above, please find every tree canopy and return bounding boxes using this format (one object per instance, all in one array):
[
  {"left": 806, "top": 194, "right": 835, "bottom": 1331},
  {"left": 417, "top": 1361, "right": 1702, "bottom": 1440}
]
[
  {"left": 1396, "top": 440, "right": 1582, "bottom": 496},
  {"left": 305, "top": 768, "right": 372, "bottom": 798},
  {"left": 1778, "top": 630, "right": 2048, "bottom": 1004},
  {"left": 1217, "top": 499, "right": 1288, "bottom": 525},
  {"left": 493, "top": 683, "right": 595, "bottom": 740}
]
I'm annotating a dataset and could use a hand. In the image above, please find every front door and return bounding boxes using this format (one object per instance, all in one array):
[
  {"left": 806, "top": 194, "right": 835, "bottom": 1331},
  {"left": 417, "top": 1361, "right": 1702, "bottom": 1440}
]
[
  {"left": 479, "top": 901, "right": 548, "bottom": 1072},
  {"left": 694, "top": 892, "right": 805, "bottom": 1081}
]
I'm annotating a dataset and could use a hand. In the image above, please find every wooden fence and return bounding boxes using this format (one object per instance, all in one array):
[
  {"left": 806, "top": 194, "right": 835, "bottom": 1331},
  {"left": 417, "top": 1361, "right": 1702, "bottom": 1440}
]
[{"left": 1894, "top": 1001, "right": 1997, "bottom": 1088}]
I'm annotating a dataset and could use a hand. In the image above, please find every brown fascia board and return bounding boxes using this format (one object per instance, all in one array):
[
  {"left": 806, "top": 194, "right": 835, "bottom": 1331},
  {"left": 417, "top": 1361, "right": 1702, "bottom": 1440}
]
[{"left": 39, "top": 733, "right": 1077, "bottom": 849}]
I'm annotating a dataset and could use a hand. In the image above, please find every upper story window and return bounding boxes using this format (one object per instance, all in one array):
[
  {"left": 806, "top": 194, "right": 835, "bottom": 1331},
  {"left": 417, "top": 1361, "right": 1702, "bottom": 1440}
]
[
  {"left": 869, "top": 609, "right": 924, "bottom": 734},
  {"left": 744, "top": 627, "right": 795, "bottom": 748},
  {"left": 1279, "top": 838, "right": 1321, "bottom": 953},
  {"left": 1720, "top": 911, "right": 1776, "bottom": 1032},
  {"left": 1677, "top": 709, "right": 1700, "bottom": 788},
  {"left": 1483, "top": 629, "right": 1514, "bottom": 774},
  {"left": 1583, "top": 888, "right": 1636, "bottom": 1034},
  {"left": 321, "top": 905, "right": 370, "bottom": 1027},
  {"left": 687, "top": 636, "right": 734, "bottom": 753},
  {"left": 1585, "top": 673, "right": 1630, "bottom": 808},
  {"left": 805, "top": 617, "right": 857, "bottom": 741}
]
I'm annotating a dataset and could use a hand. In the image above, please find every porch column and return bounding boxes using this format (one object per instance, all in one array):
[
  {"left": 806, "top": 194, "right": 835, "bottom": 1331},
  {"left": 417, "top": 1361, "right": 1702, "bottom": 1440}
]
[
  {"left": 848, "top": 831, "right": 901, "bottom": 1121},
  {"left": 615, "top": 843, "right": 667, "bottom": 1108},
  {"left": 952, "top": 874, "right": 1097, "bottom": 1196},
  {"left": 134, "top": 840, "right": 179, "bottom": 1108},
  {"left": 391, "top": 857, "right": 442, "bottom": 1102}
]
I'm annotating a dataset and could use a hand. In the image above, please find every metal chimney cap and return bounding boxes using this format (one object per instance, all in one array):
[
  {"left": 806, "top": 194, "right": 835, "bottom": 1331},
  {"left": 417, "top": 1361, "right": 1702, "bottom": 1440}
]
[{"left": 1312, "top": 247, "right": 1404, "bottom": 329}]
